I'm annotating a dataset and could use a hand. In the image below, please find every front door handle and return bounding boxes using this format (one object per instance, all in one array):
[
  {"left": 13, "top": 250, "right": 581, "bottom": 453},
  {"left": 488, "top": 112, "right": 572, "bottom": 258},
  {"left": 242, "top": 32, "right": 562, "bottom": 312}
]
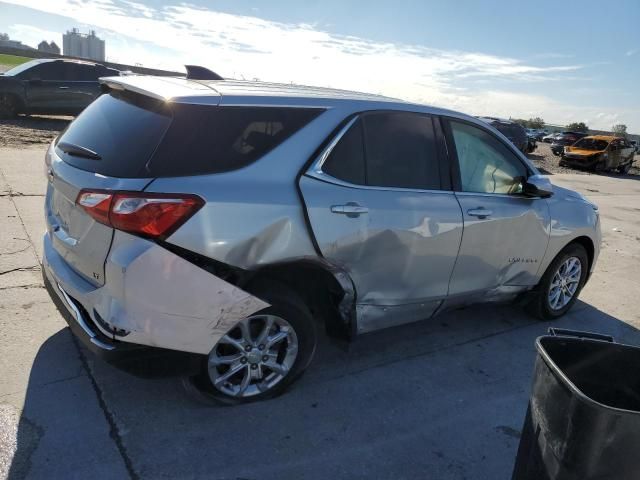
[
  {"left": 58, "top": 86, "right": 70, "bottom": 90},
  {"left": 331, "top": 203, "right": 369, "bottom": 217},
  {"left": 467, "top": 208, "right": 492, "bottom": 219}
]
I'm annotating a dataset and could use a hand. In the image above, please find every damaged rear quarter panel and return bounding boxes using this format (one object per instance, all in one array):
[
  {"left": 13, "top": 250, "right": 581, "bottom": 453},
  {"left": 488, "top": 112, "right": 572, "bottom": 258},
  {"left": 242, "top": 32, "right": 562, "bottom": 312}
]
[{"left": 101, "top": 231, "right": 269, "bottom": 355}]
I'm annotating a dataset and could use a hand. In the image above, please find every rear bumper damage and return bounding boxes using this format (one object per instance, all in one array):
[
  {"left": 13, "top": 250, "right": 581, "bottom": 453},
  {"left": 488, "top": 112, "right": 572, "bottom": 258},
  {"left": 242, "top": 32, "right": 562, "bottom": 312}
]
[{"left": 42, "top": 231, "right": 270, "bottom": 373}]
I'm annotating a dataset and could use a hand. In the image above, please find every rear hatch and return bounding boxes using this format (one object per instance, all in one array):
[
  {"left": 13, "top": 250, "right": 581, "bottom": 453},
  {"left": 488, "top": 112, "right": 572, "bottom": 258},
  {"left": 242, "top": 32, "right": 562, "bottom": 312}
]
[{"left": 45, "top": 90, "right": 172, "bottom": 286}]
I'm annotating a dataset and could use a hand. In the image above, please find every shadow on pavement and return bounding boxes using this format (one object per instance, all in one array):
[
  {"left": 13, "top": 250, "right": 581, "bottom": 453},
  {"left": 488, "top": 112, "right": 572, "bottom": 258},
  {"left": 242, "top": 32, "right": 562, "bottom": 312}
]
[{"left": 10, "top": 301, "right": 640, "bottom": 479}]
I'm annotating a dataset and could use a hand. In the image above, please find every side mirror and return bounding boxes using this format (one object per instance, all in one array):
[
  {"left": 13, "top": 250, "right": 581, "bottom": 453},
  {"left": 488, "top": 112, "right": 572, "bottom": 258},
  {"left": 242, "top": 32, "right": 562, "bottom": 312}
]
[{"left": 523, "top": 175, "right": 553, "bottom": 198}]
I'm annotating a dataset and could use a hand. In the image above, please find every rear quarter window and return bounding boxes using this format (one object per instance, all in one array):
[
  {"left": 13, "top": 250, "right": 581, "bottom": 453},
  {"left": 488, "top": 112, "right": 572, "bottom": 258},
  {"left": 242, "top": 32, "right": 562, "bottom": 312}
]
[{"left": 149, "top": 105, "right": 322, "bottom": 177}]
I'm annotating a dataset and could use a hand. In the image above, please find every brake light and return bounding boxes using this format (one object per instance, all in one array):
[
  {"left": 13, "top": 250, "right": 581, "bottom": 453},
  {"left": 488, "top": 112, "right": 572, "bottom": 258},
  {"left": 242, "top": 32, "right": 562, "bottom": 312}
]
[{"left": 76, "top": 190, "right": 204, "bottom": 239}]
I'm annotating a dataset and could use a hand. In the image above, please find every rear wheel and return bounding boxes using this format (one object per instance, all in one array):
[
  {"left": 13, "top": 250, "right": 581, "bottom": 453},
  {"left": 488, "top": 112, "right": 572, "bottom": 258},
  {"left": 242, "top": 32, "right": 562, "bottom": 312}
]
[
  {"left": 0, "top": 94, "right": 18, "bottom": 119},
  {"left": 183, "top": 283, "right": 317, "bottom": 405},
  {"left": 526, "top": 243, "right": 589, "bottom": 321}
]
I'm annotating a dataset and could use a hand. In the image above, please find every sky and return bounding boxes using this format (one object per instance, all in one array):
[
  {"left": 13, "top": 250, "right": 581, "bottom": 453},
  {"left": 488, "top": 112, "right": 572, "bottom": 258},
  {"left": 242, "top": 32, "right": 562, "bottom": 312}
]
[{"left": 1, "top": 0, "right": 639, "bottom": 132}]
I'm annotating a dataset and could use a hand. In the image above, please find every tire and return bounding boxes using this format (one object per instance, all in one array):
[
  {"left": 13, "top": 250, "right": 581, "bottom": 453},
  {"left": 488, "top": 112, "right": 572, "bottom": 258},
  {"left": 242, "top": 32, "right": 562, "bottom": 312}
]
[
  {"left": 182, "top": 281, "right": 317, "bottom": 405},
  {"left": 618, "top": 162, "right": 632, "bottom": 174},
  {"left": 526, "top": 243, "right": 589, "bottom": 321},
  {"left": 0, "top": 94, "right": 18, "bottom": 119}
]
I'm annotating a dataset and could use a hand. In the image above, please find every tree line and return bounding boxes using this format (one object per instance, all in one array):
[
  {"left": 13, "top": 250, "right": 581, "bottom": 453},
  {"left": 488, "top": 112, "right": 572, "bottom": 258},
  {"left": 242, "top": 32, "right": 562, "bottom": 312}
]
[{"left": 510, "top": 117, "right": 628, "bottom": 137}]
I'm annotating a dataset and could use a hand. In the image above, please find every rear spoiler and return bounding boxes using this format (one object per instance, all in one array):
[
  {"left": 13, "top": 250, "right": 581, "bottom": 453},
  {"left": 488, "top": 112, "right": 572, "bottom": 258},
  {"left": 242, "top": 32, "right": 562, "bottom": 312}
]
[
  {"left": 99, "top": 75, "right": 220, "bottom": 103},
  {"left": 185, "top": 65, "right": 223, "bottom": 80}
]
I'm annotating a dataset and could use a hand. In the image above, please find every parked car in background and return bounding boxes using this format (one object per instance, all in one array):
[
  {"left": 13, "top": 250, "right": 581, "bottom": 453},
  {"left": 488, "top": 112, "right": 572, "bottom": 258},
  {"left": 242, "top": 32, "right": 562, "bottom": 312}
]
[
  {"left": 526, "top": 128, "right": 545, "bottom": 140},
  {"left": 525, "top": 129, "right": 538, "bottom": 153},
  {"left": 630, "top": 140, "right": 638, "bottom": 153},
  {"left": 42, "top": 75, "right": 601, "bottom": 403},
  {"left": 543, "top": 133, "right": 561, "bottom": 143},
  {"left": 478, "top": 117, "right": 528, "bottom": 153},
  {"left": 0, "top": 58, "right": 121, "bottom": 118},
  {"left": 560, "top": 136, "right": 635, "bottom": 173},
  {"left": 551, "top": 131, "right": 588, "bottom": 156}
]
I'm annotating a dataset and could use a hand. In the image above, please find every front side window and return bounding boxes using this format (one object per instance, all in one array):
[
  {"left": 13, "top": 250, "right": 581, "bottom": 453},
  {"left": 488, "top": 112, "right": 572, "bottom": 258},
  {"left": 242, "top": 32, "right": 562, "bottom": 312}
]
[
  {"left": 321, "top": 111, "right": 441, "bottom": 190},
  {"left": 20, "top": 62, "right": 64, "bottom": 81},
  {"left": 450, "top": 120, "right": 527, "bottom": 195}
]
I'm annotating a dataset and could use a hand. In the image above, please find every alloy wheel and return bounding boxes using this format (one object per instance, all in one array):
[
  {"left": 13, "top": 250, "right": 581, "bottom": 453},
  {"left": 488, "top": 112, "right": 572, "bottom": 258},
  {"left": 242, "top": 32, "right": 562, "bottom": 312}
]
[
  {"left": 548, "top": 256, "right": 582, "bottom": 310},
  {"left": 208, "top": 315, "right": 299, "bottom": 398}
]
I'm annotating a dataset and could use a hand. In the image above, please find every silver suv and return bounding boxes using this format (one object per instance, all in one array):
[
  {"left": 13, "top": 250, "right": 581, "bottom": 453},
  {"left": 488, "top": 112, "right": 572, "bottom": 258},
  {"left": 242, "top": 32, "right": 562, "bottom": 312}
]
[{"left": 43, "top": 75, "right": 601, "bottom": 403}]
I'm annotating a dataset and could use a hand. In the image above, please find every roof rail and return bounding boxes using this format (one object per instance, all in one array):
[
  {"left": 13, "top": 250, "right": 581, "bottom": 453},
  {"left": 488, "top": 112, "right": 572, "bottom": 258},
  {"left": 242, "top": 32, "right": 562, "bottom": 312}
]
[{"left": 185, "top": 65, "right": 223, "bottom": 80}]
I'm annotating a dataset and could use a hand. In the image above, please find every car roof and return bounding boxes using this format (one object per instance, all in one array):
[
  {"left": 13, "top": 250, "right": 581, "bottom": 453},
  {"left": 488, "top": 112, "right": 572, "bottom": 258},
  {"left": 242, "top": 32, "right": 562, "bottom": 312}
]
[
  {"left": 478, "top": 116, "right": 512, "bottom": 123},
  {"left": 100, "top": 75, "right": 402, "bottom": 104},
  {"left": 17, "top": 58, "right": 103, "bottom": 68}
]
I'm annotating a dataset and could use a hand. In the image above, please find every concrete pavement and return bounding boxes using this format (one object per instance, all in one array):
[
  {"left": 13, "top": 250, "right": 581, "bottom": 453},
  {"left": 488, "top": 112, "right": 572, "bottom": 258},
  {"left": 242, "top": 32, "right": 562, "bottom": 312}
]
[{"left": 1, "top": 146, "right": 639, "bottom": 479}]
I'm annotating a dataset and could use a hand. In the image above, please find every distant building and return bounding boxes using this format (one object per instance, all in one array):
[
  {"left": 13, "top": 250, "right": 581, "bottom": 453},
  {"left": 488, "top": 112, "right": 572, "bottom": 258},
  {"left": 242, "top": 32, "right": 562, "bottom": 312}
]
[
  {"left": 37, "top": 40, "right": 60, "bottom": 55},
  {"left": 63, "top": 29, "right": 105, "bottom": 61},
  {"left": 0, "top": 33, "right": 34, "bottom": 51}
]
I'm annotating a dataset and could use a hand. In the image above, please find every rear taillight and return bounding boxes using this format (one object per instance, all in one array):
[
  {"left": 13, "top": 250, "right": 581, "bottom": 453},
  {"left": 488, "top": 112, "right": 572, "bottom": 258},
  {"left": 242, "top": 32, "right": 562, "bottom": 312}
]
[{"left": 76, "top": 190, "right": 204, "bottom": 239}]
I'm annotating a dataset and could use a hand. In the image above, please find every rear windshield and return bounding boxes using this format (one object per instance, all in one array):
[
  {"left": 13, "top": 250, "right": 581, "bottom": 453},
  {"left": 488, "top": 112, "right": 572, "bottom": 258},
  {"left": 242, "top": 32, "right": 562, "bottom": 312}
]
[{"left": 56, "top": 91, "right": 323, "bottom": 178}]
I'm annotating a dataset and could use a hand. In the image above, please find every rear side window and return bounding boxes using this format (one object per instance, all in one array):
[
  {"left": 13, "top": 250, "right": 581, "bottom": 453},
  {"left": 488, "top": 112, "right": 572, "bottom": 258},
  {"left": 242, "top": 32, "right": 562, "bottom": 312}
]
[
  {"left": 57, "top": 91, "right": 322, "bottom": 178},
  {"left": 150, "top": 106, "right": 322, "bottom": 177},
  {"left": 363, "top": 112, "right": 440, "bottom": 190},
  {"left": 63, "top": 63, "right": 99, "bottom": 81},
  {"left": 321, "top": 111, "right": 441, "bottom": 190}
]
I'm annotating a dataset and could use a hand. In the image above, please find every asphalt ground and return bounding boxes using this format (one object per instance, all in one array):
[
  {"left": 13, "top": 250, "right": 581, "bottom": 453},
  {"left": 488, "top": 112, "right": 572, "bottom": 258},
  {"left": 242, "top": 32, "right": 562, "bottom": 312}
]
[{"left": 1, "top": 145, "right": 639, "bottom": 480}]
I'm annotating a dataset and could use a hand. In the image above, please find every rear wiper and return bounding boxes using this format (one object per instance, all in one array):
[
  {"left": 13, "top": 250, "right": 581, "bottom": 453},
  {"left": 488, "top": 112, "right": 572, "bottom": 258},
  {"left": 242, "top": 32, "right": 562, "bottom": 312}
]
[{"left": 57, "top": 141, "right": 101, "bottom": 160}]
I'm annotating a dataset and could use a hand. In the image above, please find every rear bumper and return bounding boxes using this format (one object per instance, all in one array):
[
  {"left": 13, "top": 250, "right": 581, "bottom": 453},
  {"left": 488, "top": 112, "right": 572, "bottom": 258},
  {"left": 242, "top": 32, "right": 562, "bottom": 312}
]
[
  {"left": 42, "top": 230, "right": 269, "bottom": 374},
  {"left": 42, "top": 259, "right": 203, "bottom": 377}
]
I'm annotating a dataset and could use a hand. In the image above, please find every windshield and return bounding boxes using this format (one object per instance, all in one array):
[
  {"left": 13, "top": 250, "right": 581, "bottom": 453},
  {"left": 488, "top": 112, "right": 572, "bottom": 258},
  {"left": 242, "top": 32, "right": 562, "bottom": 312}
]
[
  {"left": 2, "top": 59, "right": 48, "bottom": 77},
  {"left": 573, "top": 138, "right": 609, "bottom": 151}
]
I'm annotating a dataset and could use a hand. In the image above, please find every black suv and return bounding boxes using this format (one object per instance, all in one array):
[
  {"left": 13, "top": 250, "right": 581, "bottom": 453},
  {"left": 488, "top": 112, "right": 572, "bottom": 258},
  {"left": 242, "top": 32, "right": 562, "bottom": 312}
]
[
  {"left": 0, "top": 59, "right": 120, "bottom": 118},
  {"left": 550, "top": 131, "right": 588, "bottom": 156},
  {"left": 477, "top": 117, "right": 528, "bottom": 153}
]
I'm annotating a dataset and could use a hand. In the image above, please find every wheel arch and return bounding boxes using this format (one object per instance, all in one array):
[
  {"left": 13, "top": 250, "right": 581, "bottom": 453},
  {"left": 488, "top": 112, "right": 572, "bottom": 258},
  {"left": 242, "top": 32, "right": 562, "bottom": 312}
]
[
  {"left": 2, "top": 91, "right": 26, "bottom": 109},
  {"left": 244, "top": 259, "right": 357, "bottom": 340},
  {"left": 570, "top": 235, "right": 595, "bottom": 273}
]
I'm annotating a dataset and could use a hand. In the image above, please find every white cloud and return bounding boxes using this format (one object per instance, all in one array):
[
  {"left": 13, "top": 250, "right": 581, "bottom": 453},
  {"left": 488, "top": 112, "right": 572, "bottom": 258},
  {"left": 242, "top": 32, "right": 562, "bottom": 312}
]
[
  {"left": 3, "top": 0, "right": 636, "bottom": 130},
  {"left": 625, "top": 49, "right": 638, "bottom": 57},
  {"left": 7, "top": 24, "right": 61, "bottom": 47}
]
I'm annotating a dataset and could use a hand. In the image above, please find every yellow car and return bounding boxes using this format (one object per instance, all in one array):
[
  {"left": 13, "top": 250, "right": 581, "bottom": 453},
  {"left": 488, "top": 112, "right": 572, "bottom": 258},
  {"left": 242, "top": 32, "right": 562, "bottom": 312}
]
[{"left": 561, "top": 135, "right": 635, "bottom": 173}]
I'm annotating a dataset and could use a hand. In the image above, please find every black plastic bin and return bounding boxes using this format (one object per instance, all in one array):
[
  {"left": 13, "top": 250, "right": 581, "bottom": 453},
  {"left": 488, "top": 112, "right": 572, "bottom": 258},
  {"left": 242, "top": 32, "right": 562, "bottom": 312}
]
[{"left": 512, "top": 329, "right": 640, "bottom": 480}]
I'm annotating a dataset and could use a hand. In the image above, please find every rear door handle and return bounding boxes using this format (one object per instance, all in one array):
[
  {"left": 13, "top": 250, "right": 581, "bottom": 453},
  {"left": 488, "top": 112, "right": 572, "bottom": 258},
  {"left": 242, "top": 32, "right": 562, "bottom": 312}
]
[
  {"left": 467, "top": 208, "right": 492, "bottom": 219},
  {"left": 331, "top": 203, "right": 369, "bottom": 217},
  {"left": 58, "top": 86, "right": 69, "bottom": 90}
]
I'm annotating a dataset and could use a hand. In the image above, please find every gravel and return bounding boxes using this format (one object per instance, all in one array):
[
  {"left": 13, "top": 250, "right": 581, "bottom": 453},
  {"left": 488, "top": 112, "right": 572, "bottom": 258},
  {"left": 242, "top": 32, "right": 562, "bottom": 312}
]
[{"left": 0, "top": 116, "right": 71, "bottom": 148}]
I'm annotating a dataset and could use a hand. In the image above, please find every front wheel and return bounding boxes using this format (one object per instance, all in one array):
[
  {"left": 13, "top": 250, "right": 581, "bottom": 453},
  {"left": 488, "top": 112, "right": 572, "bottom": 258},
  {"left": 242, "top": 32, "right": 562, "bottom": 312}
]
[
  {"left": 183, "top": 283, "right": 317, "bottom": 405},
  {"left": 526, "top": 243, "right": 589, "bottom": 321}
]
